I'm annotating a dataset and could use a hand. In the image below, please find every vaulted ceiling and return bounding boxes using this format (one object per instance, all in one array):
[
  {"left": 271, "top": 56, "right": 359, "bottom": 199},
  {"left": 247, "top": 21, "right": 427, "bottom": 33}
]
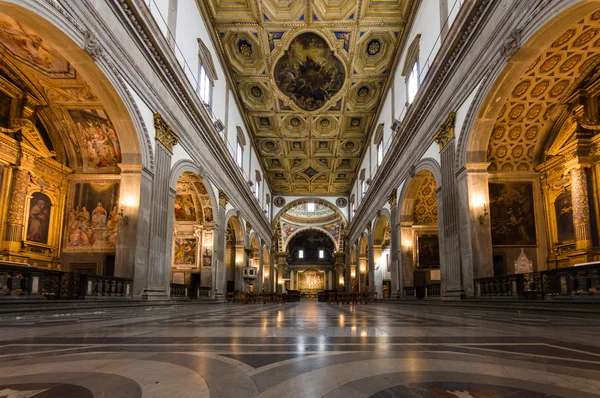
[{"left": 200, "top": 0, "right": 414, "bottom": 194}]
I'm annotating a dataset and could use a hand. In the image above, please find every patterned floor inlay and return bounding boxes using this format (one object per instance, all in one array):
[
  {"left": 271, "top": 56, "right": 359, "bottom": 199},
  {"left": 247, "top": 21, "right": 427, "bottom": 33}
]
[{"left": 0, "top": 301, "right": 599, "bottom": 397}]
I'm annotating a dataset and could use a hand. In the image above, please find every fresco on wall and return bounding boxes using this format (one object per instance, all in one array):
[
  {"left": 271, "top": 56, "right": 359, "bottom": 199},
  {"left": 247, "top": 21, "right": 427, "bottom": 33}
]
[
  {"left": 68, "top": 109, "right": 122, "bottom": 171},
  {"left": 555, "top": 191, "right": 574, "bottom": 242},
  {"left": 299, "top": 269, "right": 324, "bottom": 294},
  {"left": 174, "top": 238, "right": 197, "bottom": 266},
  {"left": 174, "top": 193, "right": 197, "bottom": 222},
  {"left": 489, "top": 182, "right": 537, "bottom": 246},
  {"left": 26, "top": 192, "right": 51, "bottom": 244},
  {"left": 194, "top": 181, "right": 213, "bottom": 222},
  {"left": 274, "top": 32, "right": 345, "bottom": 111},
  {"left": 0, "top": 12, "right": 69, "bottom": 73},
  {"left": 63, "top": 181, "right": 120, "bottom": 252},
  {"left": 417, "top": 235, "right": 439, "bottom": 267},
  {"left": 322, "top": 221, "right": 341, "bottom": 243}
]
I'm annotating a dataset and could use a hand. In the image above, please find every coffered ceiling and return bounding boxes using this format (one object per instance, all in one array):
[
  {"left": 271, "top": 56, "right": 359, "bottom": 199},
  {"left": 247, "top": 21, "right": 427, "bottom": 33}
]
[{"left": 200, "top": 0, "right": 413, "bottom": 194}]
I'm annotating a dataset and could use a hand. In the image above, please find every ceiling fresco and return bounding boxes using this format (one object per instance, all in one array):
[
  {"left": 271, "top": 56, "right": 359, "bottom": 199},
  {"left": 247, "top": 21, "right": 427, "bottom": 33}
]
[
  {"left": 487, "top": 11, "right": 600, "bottom": 172},
  {"left": 0, "top": 12, "right": 122, "bottom": 174},
  {"left": 201, "top": 0, "right": 414, "bottom": 193}
]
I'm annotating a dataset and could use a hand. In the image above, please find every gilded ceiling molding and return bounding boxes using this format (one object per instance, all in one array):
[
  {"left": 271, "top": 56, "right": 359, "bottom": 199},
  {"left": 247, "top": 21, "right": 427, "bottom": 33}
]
[
  {"left": 153, "top": 112, "right": 179, "bottom": 152},
  {"left": 433, "top": 112, "right": 456, "bottom": 151},
  {"left": 218, "top": 189, "right": 230, "bottom": 208},
  {"left": 387, "top": 188, "right": 397, "bottom": 208}
]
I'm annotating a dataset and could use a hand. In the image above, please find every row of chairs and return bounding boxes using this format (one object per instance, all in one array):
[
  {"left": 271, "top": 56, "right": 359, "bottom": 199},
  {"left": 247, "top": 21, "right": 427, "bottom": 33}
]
[
  {"left": 227, "top": 291, "right": 284, "bottom": 305},
  {"left": 327, "top": 292, "right": 377, "bottom": 305}
]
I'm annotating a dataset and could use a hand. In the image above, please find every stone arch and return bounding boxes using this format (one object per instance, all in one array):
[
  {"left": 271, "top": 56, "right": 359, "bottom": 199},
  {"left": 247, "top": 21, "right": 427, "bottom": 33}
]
[
  {"left": 223, "top": 211, "right": 244, "bottom": 293},
  {"left": 0, "top": 1, "right": 153, "bottom": 169},
  {"left": 283, "top": 226, "right": 338, "bottom": 252},
  {"left": 272, "top": 197, "right": 348, "bottom": 227},
  {"left": 169, "top": 160, "right": 217, "bottom": 224},
  {"left": 456, "top": 1, "right": 600, "bottom": 169},
  {"left": 397, "top": 158, "right": 444, "bottom": 296}
]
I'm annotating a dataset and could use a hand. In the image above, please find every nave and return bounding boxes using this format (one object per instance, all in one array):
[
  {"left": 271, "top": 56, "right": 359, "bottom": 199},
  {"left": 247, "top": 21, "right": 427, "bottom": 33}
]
[{"left": 0, "top": 301, "right": 599, "bottom": 397}]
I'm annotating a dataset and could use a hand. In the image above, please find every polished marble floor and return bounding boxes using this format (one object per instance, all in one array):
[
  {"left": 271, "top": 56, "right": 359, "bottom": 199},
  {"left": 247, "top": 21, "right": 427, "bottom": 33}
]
[{"left": 0, "top": 300, "right": 600, "bottom": 397}]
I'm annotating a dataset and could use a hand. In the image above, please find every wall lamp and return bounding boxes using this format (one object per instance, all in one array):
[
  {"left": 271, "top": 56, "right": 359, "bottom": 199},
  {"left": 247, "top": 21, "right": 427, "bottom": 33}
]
[
  {"left": 118, "top": 197, "right": 135, "bottom": 226},
  {"left": 479, "top": 203, "right": 488, "bottom": 225}
]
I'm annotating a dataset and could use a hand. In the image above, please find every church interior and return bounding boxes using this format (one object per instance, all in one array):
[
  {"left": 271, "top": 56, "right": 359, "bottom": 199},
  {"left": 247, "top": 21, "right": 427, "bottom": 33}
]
[{"left": 1, "top": 0, "right": 600, "bottom": 397}]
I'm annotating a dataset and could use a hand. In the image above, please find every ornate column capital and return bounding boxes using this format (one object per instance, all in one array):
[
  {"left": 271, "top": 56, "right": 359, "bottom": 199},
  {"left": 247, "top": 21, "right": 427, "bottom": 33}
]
[
  {"left": 433, "top": 112, "right": 456, "bottom": 151},
  {"left": 245, "top": 221, "right": 252, "bottom": 234},
  {"left": 153, "top": 112, "right": 179, "bottom": 152},
  {"left": 218, "top": 190, "right": 229, "bottom": 208},
  {"left": 387, "top": 188, "right": 398, "bottom": 207}
]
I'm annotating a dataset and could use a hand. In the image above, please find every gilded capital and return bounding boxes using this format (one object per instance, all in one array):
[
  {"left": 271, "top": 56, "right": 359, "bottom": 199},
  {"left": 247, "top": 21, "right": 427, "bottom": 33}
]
[
  {"left": 153, "top": 112, "right": 179, "bottom": 152},
  {"left": 387, "top": 188, "right": 397, "bottom": 207},
  {"left": 218, "top": 189, "right": 229, "bottom": 208},
  {"left": 433, "top": 112, "right": 456, "bottom": 151}
]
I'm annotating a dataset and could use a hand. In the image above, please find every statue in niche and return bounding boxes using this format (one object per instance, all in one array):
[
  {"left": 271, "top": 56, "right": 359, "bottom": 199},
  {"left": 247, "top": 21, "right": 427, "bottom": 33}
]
[{"left": 554, "top": 191, "right": 574, "bottom": 242}]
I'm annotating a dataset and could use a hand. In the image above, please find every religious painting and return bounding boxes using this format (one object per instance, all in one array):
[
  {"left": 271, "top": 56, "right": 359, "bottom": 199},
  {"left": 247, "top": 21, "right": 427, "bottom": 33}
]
[
  {"left": 68, "top": 109, "right": 122, "bottom": 171},
  {"left": 0, "top": 12, "right": 69, "bottom": 73},
  {"left": 554, "top": 191, "right": 574, "bottom": 242},
  {"left": 203, "top": 207, "right": 214, "bottom": 223},
  {"left": 174, "top": 238, "right": 197, "bottom": 266},
  {"left": 274, "top": 32, "right": 345, "bottom": 111},
  {"left": 417, "top": 235, "right": 440, "bottom": 267},
  {"left": 489, "top": 182, "right": 537, "bottom": 246},
  {"left": 323, "top": 221, "right": 341, "bottom": 242},
  {"left": 63, "top": 181, "right": 120, "bottom": 252},
  {"left": 174, "top": 193, "right": 197, "bottom": 222},
  {"left": 25, "top": 192, "right": 51, "bottom": 244}
]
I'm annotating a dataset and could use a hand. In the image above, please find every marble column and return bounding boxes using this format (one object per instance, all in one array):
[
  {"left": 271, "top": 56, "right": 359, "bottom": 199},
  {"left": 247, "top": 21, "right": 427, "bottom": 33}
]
[
  {"left": 456, "top": 162, "right": 492, "bottom": 297},
  {"left": 117, "top": 164, "right": 153, "bottom": 286},
  {"left": 367, "top": 229, "right": 375, "bottom": 293},
  {"left": 433, "top": 112, "right": 463, "bottom": 299},
  {"left": 143, "top": 113, "right": 179, "bottom": 300},
  {"left": 214, "top": 190, "right": 228, "bottom": 298},
  {"left": 4, "top": 167, "right": 29, "bottom": 246},
  {"left": 570, "top": 165, "right": 593, "bottom": 251},
  {"left": 388, "top": 189, "right": 401, "bottom": 298},
  {"left": 256, "top": 246, "right": 264, "bottom": 292}
]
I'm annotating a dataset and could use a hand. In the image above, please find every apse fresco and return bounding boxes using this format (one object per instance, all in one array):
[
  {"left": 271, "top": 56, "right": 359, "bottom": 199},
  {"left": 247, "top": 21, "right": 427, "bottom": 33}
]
[
  {"left": 274, "top": 33, "right": 345, "bottom": 111},
  {"left": 417, "top": 235, "right": 440, "bottom": 267},
  {"left": 174, "top": 193, "right": 197, "bottom": 222},
  {"left": 489, "top": 182, "right": 537, "bottom": 246},
  {"left": 0, "top": 13, "right": 69, "bottom": 73},
  {"left": 26, "top": 192, "right": 51, "bottom": 244},
  {"left": 63, "top": 181, "right": 120, "bottom": 252},
  {"left": 68, "top": 109, "right": 122, "bottom": 171},
  {"left": 554, "top": 191, "right": 574, "bottom": 242},
  {"left": 174, "top": 238, "right": 197, "bottom": 266}
]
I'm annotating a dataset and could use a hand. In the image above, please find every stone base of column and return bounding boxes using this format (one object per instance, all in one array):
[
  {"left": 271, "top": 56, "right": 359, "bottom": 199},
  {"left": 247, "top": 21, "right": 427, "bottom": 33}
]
[
  {"left": 142, "top": 288, "right": 169, "bottom": 301},
  {"left": 442, "top": 289, "right": 464, "bottom": 300},
  {"left": 567, "top": 250, "right": 597, "bottom": 266}
]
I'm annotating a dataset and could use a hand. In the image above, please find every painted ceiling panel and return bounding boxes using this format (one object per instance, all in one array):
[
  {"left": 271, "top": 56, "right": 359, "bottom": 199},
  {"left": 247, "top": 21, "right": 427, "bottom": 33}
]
[{"left": 202, "top": 0, "right": 413, "bottom": 193}]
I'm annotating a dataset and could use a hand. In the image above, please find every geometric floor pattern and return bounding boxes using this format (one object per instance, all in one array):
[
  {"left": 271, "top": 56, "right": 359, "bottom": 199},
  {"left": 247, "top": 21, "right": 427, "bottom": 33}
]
[{"left": 1, "top": 301, "right": 599, "bottom": 397}]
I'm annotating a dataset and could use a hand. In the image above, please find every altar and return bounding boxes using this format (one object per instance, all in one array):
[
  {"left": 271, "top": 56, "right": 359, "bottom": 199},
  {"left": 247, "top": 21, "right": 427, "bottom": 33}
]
[{"left": 298, "top": 269, "right": 325, "bottom": 296}]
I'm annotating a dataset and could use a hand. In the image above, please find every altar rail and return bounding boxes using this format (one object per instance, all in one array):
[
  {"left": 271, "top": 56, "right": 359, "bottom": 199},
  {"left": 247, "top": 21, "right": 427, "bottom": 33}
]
[
  {"left": 475, "top": 262, "right": 600, "bottom": 301},
  {"left": 0, "top": 261, "right": 133, "bottom": 300},
  {"left": 170, "top": 283, "right": 189, "bottom": 298},
  {"left": 403, "top": 283, "right": 441, "bottom": 299}
]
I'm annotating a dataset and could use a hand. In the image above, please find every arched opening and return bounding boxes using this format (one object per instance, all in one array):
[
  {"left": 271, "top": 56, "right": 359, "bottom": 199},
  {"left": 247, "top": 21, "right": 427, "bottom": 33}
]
[
  {"left": 358, "top": 234, "right": 369, "bottom": 293},
  {"left": 400, "top": 170, "right": 442, "bottom": 298},
  {"left": 287, "top": 229, "right": 335, "bottom": 297},
  {"left": 0, "top": 7, "right": 144, "bottom": 282},
  {"left": 248, "top": 235, "right": 260, "bottom": 292},
  {"left": 225, "top": 215, "right": 244, "bottom": 294},
  {"left": 170, "top": 172, "right": 215, "bottom": 296},
  {"left": 373, "top": 214, "right": 392, "bottom": 298},
  {"left": 465, "top": 7, "right": 600, "bottom": 276},
  {"left": 349, "top": 244, "right": 358, "bottom": 292},
  {"left": 262, "top": 246, "right": 271, "bottom": 292}
]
